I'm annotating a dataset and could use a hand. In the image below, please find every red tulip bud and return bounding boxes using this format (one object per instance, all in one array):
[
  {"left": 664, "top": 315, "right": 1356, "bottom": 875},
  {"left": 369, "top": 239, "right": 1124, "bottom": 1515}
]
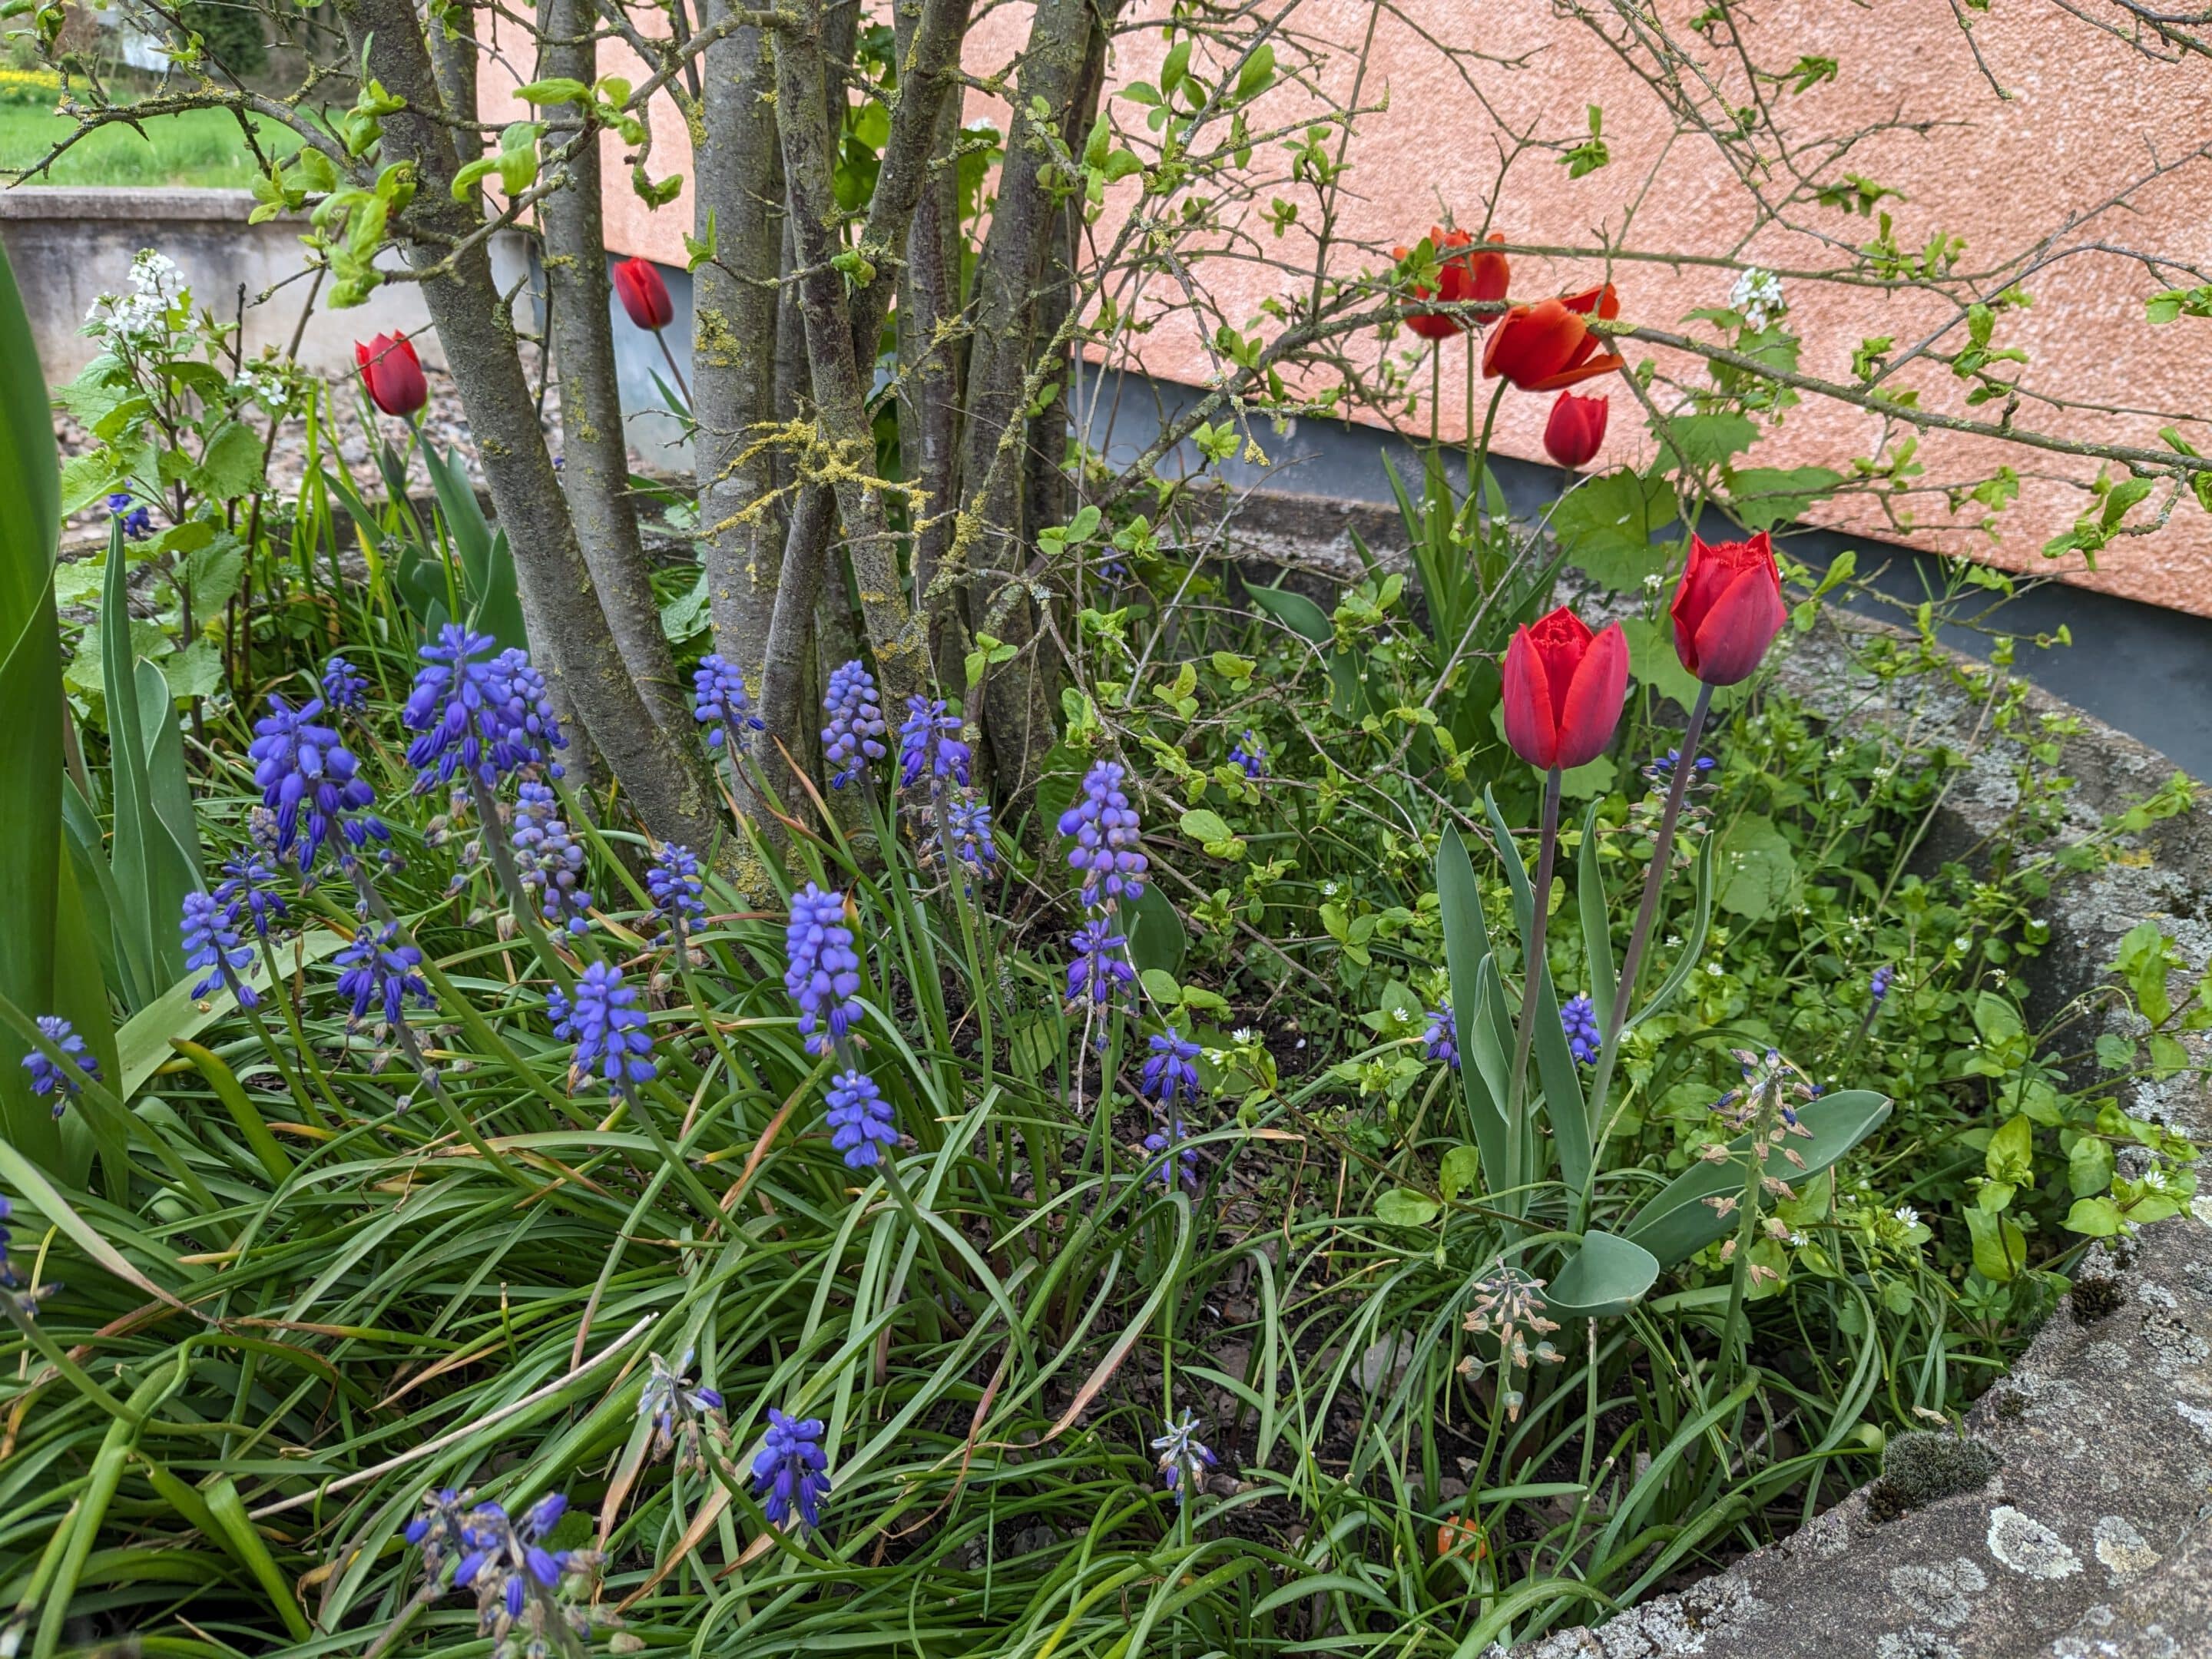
[
  {"left": 1501, "top": 606, "right": 1629, "bottom": 771},
  {"left": 614, "top": 256, "right": 674, "bottom": 332},
  {"left": 1543, "top": 390, "right": 1608, "bottom": 469},
  {"left": 1483, "top": 283, "right": 1624, "bottom": 392},
  {"left": 1669, "top": 530, "right": 1786, "bottom": 687},
  {"left": 1445, "top": 230, "right": 1510, "bottom": 327},
  {"left": 1393, "top": 231, "right": 1465, "bottom": 341},
  {"left": 355, "top": 333, "right": 427, "bottom": 418}
]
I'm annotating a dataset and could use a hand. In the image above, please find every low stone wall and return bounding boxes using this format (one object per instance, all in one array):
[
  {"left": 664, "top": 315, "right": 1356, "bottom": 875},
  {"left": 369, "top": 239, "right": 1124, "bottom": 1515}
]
[
  {"left": 1207, "top": 488, "right": 2212, "bottom": 1658},
  {"left": 0, "top": 187, "right": 533, "bottom": 380}
]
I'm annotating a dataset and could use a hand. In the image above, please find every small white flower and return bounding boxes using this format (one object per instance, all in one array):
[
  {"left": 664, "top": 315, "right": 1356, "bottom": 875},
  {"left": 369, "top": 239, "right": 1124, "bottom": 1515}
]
[
  {"left": 1231, "top": 1026, "right": 1254, "bottom": 1044},
  {"left": 1665, "top": 934, "right": 1682, "bottom": 948},
  {"left": 1704, "top": 961, "right": 1724, "bottom": 977},
  {"left": 1642, "top": 571, "right": 1664, "bottom": 593},
  {"left": 1730, "top": 267, "right": 1786, "bottom": 331},
  {"left": 2144, "top": 1168, "right": 2170, "bottom": 1192},
  {"left": 1952, "top": 936, "right": 1972, "bottom": 953},
  {"left": 1788, "top": 1230, "right": 1809, "bottom": 1247},
  {"left": 1893, "top": 1205, "right": 1921, "bottom": 1227},
  {"left": 1321, "top": 881, "right": 1338, "bottom": 897}
]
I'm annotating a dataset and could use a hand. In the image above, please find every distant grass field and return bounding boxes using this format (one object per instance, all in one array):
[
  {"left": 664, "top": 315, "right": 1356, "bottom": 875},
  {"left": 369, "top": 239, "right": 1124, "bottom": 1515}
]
[{"left": 0, "top": 91, "right": 302, "bottom": 189}]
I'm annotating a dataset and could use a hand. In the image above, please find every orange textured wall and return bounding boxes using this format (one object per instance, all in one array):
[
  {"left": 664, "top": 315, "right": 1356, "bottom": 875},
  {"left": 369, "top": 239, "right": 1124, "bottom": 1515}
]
[{"left": 483, "top": 4, "right": 2212, "bottom": 615}]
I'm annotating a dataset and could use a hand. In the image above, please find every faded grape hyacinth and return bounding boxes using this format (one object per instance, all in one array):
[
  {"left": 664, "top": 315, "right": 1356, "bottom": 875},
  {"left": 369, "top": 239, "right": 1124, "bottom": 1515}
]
[
  {"left": 1, "top": 1192, "right": 58, "bottom": 1316},
  {"left": 898, "top": 696, "right": 972, "bottom": 789},
  {"left": 785, "top": 883, "right": 863, "bottom": 1055},
  {"left": 249, "top": 694, "right": 386, "bottom": 874},
  {"left": 1423, "top": 1005, "right": 1459, "bottom": 1070},
  {"left": 403, "top": 628, "right": 568, "bottom": 790},
  {"left": 418, "top": 1491, "right": 600, "bottom": 1655},
  {"left": 821, "top": 660, "right": 889, "bottom": 787},
  {"left": 639, "top": 1348, "right": 724, "bottom": 1465},
  {"left": 334, "top": 924, "right": 432, "bottom": 1031},
  {"left": 1065, "top": 917, "right": 1136, "bottom": 1010},
  {"left": 550, "top": 962, "right": 657, "bottom": 1094},
  {"left": 1058, "top": 760, "right": 1147, "bottom": 910},
  {"left": 1561, "top": 993, "right": 1601, "bottom": 1064},
  {"left": 751, "top": 1408, "right": 831, "bottom": 1532},
  {"left": 22, "top": 1016, "right": 99, "bottom": 1114},
  {"left": 509, "top": 782, "right": 592, "bottom": 935},
  {"left": 647, "top": 843, "right": 707, "bottom": 932},
  {"left": 693, "top": 654, "right": 765, "bottom": 755},
  {"left": 824, "top": 1069, "right": 899, "bottom": 1168},
  {"left": 1151, "top": 1409, "right": 1217, "bottom": 1507},
  {"left": 1141, "top": 1031, "right": 1201, "bottom": 1106},
  {"left": 182, "top": 891, "right": 258, "bottom": 1009}
]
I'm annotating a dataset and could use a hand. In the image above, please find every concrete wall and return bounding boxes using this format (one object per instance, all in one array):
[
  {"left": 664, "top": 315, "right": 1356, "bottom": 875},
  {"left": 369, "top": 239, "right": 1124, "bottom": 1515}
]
[
  {"left": 0, "top": 187, "right": 533, "bottom": 382},
  {"left": 480, "top": 3, "right": 2212, "bottom": 620}
]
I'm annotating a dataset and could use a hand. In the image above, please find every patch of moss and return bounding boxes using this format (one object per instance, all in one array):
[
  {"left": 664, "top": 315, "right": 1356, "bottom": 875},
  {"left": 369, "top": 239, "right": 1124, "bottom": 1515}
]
[
  {"left": 1863, "top": 1431, "right": 2001, "bottom": 1523},
  {"left": 2070, "top": 1274, "right": 2127, "bottom": 1325}
]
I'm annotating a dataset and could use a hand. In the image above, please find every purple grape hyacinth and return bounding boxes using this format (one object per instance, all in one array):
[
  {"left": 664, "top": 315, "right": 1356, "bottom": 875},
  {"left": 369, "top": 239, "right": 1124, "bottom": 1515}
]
[
  {"left": 1, "top": 1191, "right": 58, "bottom": 1315},
  {"left": 751, "top": 1408, "right": 831, "bottom": 1532},
  {"left": 22, "top": 1015, "right": 98, "bottom": 1114},
  {"left": 334, "top": 924, "right": 432, "bottom": 1030},
  {"left": 1151, "top": 1409, "right": 1217, "bottom": 1506},
  {"left": 107, "top": 492, "right": 151, "bottom": 540},
  {"left": 402, "top": 627, "right": 568, "bottom": 791},
  {"left": 1561, "top": 992, "right": 1601, "bottom": 1064},
  {"left": 510, "top": 782, "right": 592, "bottom": 935},
  {"left": 549, "top": 962, "right": 657, "bottom": 1093},
  {"left": 1141, "top": 1031, "right": 1201, "bottom": 1106},
  {"left": 215, "top": 852, "right": 287, "bottom": 940},
  {"left": 1869, "top": 964, "right": 1894, "bottom": 1008},
  {"left": 1143, "top": 1119, "right": 1200, "bottom": 1191},
  {"left": 821, "top": 660, "right": 889, "bottom": 788},
  {"left": 321, "top": 654, "right": 369, "bottom": 714},
  {"left": 248, "top": 694, "right": 386, "bottom": 874},
  {"left": 784, "top": 883, "right": 863, "bottom": 1055},
  {"left": 1058, "top": 760, "right": 1147, "bottom": 909},
  {"left": 182, "top": 890, "right": 258, "bottom": 1009},
  {"left": 1422, "top": 1005, "right": 1459, "bottom": 1070},
  {"left": 1228, "top": 730, "right": 1267, "bottom": 780},
  {"left": 824, "top": 1068, "right": 899, "bottom": 1168},
  {"left": 1065, "top": 918, "right": 1136, "bottom": 1010},
  {"left": 647, "top": 843, "right": 707, "bottom": 932},
  {"left": 934, "top": 792, "right": 997, "bottom": 870},
  {"left": 898, "top": 696, "right": 971, "bottom": 790},
  {"left": 693, "top": 654, "right": 765, "bottom": 754}
]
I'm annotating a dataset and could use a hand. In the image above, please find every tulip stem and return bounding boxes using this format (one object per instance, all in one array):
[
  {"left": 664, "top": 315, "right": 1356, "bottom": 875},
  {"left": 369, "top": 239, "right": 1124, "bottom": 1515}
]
[
  {"left": 1575, "top": 679, "right": 1712, "bottom": 1227},
  {"left": 1505, "top": 767, "right": 1565, "bottom": 1186},
  {"left": 654, "top": 327, "right": 693, "bottom": 409},
  {"left": 1428, "top": 341, "right": 1440, "bottom": 449},
  {"left": 1470, "top": 376, "right": 1508, "bottom": 530}
]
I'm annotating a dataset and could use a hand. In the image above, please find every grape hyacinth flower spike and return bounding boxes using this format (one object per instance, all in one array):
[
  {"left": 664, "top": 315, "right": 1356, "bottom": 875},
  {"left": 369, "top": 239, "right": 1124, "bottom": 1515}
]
[
  {"left": 182, "top": 891, "right": 259, "bottom": 1009},
  {"left": 403, "top": 627, "right": 568, "bottom": 790},
  {"left": 321, "top": 654, "right": 369, "bottom": 714},
  {"left": 647, "top": 843, "right": 707, "bottom": 940},
  {"left": 1058, "top": 760, "right": 1147, "bottom": 909},
  {"left": 21, "top": 1016, "right": 99, "bottom": 1115},
  {"left": 509, "top": 782, "right": 593, "bottom": 935},
  {"left": 824, "top": 1069, "right": 899, "bottom": 1168},
  {"left": 1561, "top": 993, "right": 1601, "bottom": 1064},
  {"left": 216, "top": 852, "right": 288, "bottom": 939},
  {"left": 1228, "top": 730, "right": 1267, "bottom": 780},
  {"left": 751, "top": 1408, "right": 832, "bottom": 1532},
  {"left": 2, "top": 1192, "right": 59, "bottom": 1315},
  {"left": 1151, "top": 1409, "right": 1217, "bottom": 1506},
  {"left": 639, "top": 1348, "right": 724, "bottom": 1465},
  {"left": 1143, "top": 1119, "right": 1200, "bottom": 1191},
  {"left": 248, "top": 694, "right": 386, "bottom": 874},
  {"left": 784, "top": 883, "right": 863, "bottom": 1055},
  {"left": 694, "top": 654, "right": 765, "bottom": 756},
  {"left": 432, "top": 1492, "right": 600, "bottom": 1653},
  {"left": 1065, "top": 917, "right": 1137, "bottom": 1011},
  {"left": 1869, "top": 964, "right": 1894, "bottom": 1008},
  {"left": 821, "top": 660, "right": 889, "bottom": 788},
  {"left": 1422, "top": 1005, "right": 1459, "bottom": 1070},
  {"left": 1141, "top": 1030, "right": 1201, "bottom": 1106},
  {"left": 549, "top": 962, "right": 657, "bottom": 1094},
  {"left": 334, "top": 924, "right": 433, "bottom": 1031},
  {"left": 898, "top": 696, "right": 972, "bottom": 789}
]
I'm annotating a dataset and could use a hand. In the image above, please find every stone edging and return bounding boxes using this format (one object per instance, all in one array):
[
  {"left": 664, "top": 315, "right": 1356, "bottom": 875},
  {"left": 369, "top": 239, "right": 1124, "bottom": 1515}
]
[{"left": 1205, "top": 488, "right": 2212, "bottom": 1659}]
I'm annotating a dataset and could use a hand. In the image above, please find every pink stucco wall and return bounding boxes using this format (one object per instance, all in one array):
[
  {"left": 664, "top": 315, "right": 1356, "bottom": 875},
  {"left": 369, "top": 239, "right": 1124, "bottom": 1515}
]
[{"left": 484, "top": 5, "right": 2212, "bottom": 615}]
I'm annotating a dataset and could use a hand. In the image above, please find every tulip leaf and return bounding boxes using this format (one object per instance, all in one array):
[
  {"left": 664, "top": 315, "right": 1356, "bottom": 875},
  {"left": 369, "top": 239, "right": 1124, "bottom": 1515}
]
[
  {"left": 1246, "top": 581, "right": 1333, "bottom": 645},
  {"left": 1545, "top": 1230, "right": 1659, "bottom": 1320},
  {"left": 1483, "top": 787, "right": 1588, "bottom": 1198},
  {"left": 1438, "top": 825, "right": 1512, "bottom": 1207}
]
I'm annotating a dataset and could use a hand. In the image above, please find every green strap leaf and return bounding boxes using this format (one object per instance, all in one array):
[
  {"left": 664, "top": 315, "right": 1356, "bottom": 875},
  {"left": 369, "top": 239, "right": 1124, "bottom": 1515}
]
[{"left": 1438, "top": 825, "right": 1512, "bottom": 1205}]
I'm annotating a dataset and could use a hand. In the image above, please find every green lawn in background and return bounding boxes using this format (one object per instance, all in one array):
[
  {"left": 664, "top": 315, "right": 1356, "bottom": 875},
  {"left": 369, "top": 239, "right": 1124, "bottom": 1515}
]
[{"left": 0, "top": 101, "right": 300, "bottom": 189}]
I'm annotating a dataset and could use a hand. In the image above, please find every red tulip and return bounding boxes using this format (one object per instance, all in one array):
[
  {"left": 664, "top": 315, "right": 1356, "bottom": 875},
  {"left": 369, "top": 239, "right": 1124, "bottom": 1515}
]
[
  {"left": 1501, "top": 605, "right": 1628, "bottom": 771},
  {"left": 1445, "top": 230, "right": 1510, "bottom": 327},
  {"left": 355, "top": 333, "right": 427, "bottom": 418},
  {"left": 1669, "top": 530, "right": 1786, "bottom": 687},
  {"left": 1483, "top": 283, "right": 1624, "bottom": 392},
  {"left": 1543, "top": 390, "right": 1608, "bottom": 469},
  {"left": 614, "top": 256, "right": 674, "bottom": 331}
]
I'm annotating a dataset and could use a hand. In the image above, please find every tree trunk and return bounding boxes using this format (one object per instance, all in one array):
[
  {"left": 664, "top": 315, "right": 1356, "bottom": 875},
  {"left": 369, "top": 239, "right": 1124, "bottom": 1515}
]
[
  {"left": 333, "top": 0, "right": 725, "bottom": 853},
  {"left": 540, "top": 0, "right": 697, "bottom": 747},
  {"left": 424, "top": 0, "right": 480, "bottom": 163},
  {"left": 694, "top": 0, "right": 786, "bottom": 702}
]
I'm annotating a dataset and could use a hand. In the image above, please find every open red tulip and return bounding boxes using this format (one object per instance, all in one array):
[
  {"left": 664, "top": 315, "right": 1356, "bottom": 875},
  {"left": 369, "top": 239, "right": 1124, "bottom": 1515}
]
[
  {"left": 614, "top": 256, "right": 674, "bottom": 332},
  {"left": 1392, "top": 229, "right": 1469, "bottom": 341},
  {"left": 1670, "top": 530, "right": 1787, "bottom": 687},
  {"left": 1483, "top": 283, "right": 1624, "bottom": 392},
  {"left": 355, "top": 333, "right": 427, "bottom": 418},
  {"left": 1544, "top": 390, "right": 1608, "bottom": 469},
  {"left": 1501, "top": 605, "right": 1629, "bottom": 770},
  {"left": 1447, "top": 230, "right": 1510, "bottom": 327}
]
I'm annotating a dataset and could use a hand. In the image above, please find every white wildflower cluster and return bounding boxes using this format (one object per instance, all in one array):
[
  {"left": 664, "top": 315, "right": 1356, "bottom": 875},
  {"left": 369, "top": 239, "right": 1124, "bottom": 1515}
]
[
  {"left": 85, "top": 250, "right": 189, "bottom": 347},
  {"left": 233, "top": 359, "right": 293, "bottom": 413},
  {"left": 1730, "top": 266, "right": 1786, "bottom": 331}
]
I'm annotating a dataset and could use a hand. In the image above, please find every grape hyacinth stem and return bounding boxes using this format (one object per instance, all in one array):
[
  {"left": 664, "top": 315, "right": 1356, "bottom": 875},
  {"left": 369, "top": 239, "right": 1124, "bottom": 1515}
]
[{"left": 1578, "top": 680, "right": 1714, "bottom": 1227}]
